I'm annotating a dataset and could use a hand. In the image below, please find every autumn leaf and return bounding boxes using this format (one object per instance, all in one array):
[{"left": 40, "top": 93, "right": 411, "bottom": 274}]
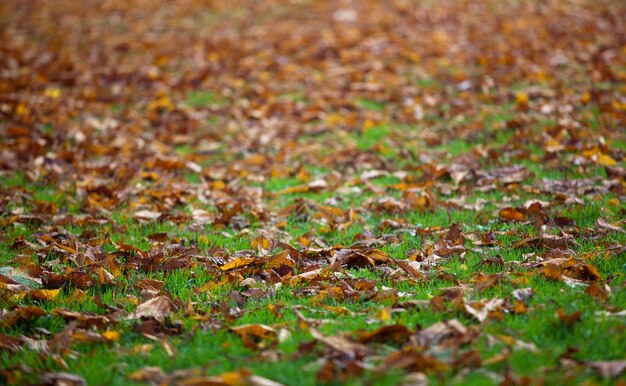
[
  {"left": 28, "top": 288, "right": 61, "bottom": 301},
  {"left": 537, "top": 258, "right": 602, "bottom": 282},
  {"left": 0, "top": 266, "right": 42, "bottom": 289},
  {"left": 0, "top": 0, "right": 625, "bottom": 384},
  {"left": 499, "top": 207, "right": 527, "bottom": 221},
  {"left": 585, "top": 360, "right": 626, "bottom": 379},
  {"left": 1, "top": 305, "right": 47, "bottom": 327},
  {"left": 220, "top": 257, "right": 257, "bottom": 271},
  {"left": 358, "top": 324, "right": 411, "bottom": 344},
  {"left": 127, "top": 295, "right": 178, "bottom": 323},
  {"left": 40, "top": 372, "right": 86, "bottom": 386},
  {"left": 464, "top": 298, "right": 505, "bottom": 322},
  {"left": 102, "top": 330, "right": 121, "bottom": 342},
  {"left": 309, "top": 328, "right": 370, "bottom": 356},
  {"left": 230, "top": 324, "right": 277, "bottom": 350}
]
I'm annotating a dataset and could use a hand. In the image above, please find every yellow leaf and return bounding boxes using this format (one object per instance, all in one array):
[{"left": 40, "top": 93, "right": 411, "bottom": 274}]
[
  {"left": 597, "top": 154, "right": 617, "bottom": 167},
  {"left": 515, "top": 91, "right": 528, "bottom": 105},
  {"left": 251, "top": 237, "right": 270, "bottom": 251},
  {"left": 213, "top": 180, "right": 226, "bottom": 190},
  {"left": 44, "top": 87, "right": 61, "bottom": 99},
  {"left": 231, "top": 324, "right": 276, "bottom": 338},
  {"left": 16, "top": 103, "right": 28, "bottom": 116},
  {"left": 207, "top": 52, "right": 219, "bottom": 62},
  {"left": 129, "top": 343, "right": 154, "bottom": 355},
  {"left": 362, "top": 119, "right": 376, "bottom": 132},
  {"left": 220, "top": 371, "right": 247, "bottom": 386},
  {"left": 197, "top": 277, "right": 229, "bottom": 293},
  {"left": 220, "top": 257, "right": 256, "bottom": 271},
  {"left": 103, "top": 330, "right": 121, "bottom": 342},
  {"left": 147, "top": 95, "right": 174, "bottom": 113},
  {"left": 29, "top": 288, "right": 60, "bottom": 301},
  {"left": 323, "top": 306, "right": 352, "bottom": 316},
  {"left": 580, "top": 91, "right": 591, "bottom": 104},
  {"left": 613, "top": 99, "right": 626, "bottom": 111},
  {"left": 375, "top": 308, "right": 392, "bottom": 322},
  {"left": 326, "top": 112, "right": 343, "bottom": 125}
]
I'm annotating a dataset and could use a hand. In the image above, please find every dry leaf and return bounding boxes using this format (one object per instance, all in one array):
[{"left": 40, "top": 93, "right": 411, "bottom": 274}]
[{"left": 127, "top": 295, "right": 178, "bottom": 323}]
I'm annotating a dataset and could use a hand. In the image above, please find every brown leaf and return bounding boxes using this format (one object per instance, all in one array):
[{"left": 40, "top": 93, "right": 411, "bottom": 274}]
[
  {"left": 97, "top": 267, "right": 115, "bottom": 285},
  {"left": 40, "top": 372, "right": 86, "bottom": 386},
  {"left": 146, "top": 232, "right": 169, "bottom": 242},
  {"left": 443, "top": 223, "right": 466, "bottom": 245},
  {"left": 71, "top": 330, "right": 106, "bottom": 344},
  {"left": 377, "top": 346, "right": 447, "bottom": 374},
  {"left": 464, "top": 298, "right": 504, "bottom": 322},
  {"left": 500, "top": 207, "right": 526, "bottom": 221},
  {"left": 53, "top": 309, "right": 110, "bottom": 329},
  {"left": 511, "top": 288, "right": 534, "bottom": 301},
  {"left": 231, "top": 324, "right": 277, "bottom": 350},
  {"left": 1, "top": 305, "right": 47, "bottom": 327},
  {"left": 538, "top": 258, "right": 601, "bottom": 282},
  {"left": 514, "top": 234, "right": 578, "bottom": 250},
  {"left": 595, "top": 218, "right": 624, "bottom": 233},
  {"left": 391, "top": 258, "right": 423, "bottom": 280},
  {"left": 453, "top": 350, "right": 482, "bottom": 370},
  {"left": 127, "top": 295, "right": 178, "bottom": 322},
  {"left": 335, "top": 249, "right": 374, "bottom": 268},
  {"left": 0, "top": 333, "right": 23, "bottom": 352},
  {"left": 129, "top": 367, "right": 167, "bottom": 384},
  {"left": 585, "top": 359, "right": 626, "bottom": 379},
  {"left": 585, "top": 283, "right": 609, "bottom": 300},
  {"left": 358, "top": 324, "right": 412, "bottom": 344},
  {"left": 472, "top": 272, "right": 501, "bottom": 292},
  {"left": 134, "top": 210, "right": 162, "bottom": 221},
  {"left": 136, "top": 278, "right": 166, "bottom": 291},
  {"left": 557, "top": 308, "right": 583, "bottom": 325},
  {"left": 309, "top": 328, "right": 370, "bottom": 355},
  {"left": 414, "top": 319, "right": 468, "bottom": 347}
]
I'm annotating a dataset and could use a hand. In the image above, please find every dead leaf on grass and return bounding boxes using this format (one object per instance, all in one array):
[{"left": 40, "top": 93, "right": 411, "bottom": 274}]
[
  {"left": 230, "top": 324, "right": 277, "bottom": 350},
  {"left": 127, "top": 295, "right": 178, "bottom": 323}
]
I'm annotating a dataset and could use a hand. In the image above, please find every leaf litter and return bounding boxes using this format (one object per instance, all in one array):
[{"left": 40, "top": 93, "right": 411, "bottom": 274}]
[{"left": 0, "top": 0, "right": 625, "bottom": 385}]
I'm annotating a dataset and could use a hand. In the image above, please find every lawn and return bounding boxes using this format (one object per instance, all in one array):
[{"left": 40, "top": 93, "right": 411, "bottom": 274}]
[{"left": 1, "top": 0, "right": 625, "bottom": 385}]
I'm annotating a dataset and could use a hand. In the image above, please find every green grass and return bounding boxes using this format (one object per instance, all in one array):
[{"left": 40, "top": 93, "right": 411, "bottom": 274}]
[
  {"left": 356, "top": 98, "right": 385, "bottom": 112},
  {"left": 186, "top": 91, "right": 227, "bottom": 108},
  {"left": 2, "top": 169, "right": 625, "bottom": 383}
]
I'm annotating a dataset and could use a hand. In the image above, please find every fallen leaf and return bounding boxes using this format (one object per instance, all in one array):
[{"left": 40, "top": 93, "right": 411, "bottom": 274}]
[
  {"left": 309, "top": 328, "right": 370, "bottom": 355},
  {"left": 127, "top": 295, "right": 178, "bottom": 323},
  {"left": 500, "top": 207, "right": 526, "bottom": 221},
  {"left": 595, "top": 218, "right": 624, "bottom": 233},
  {"left": 557, "top": 308, "right": 583, "bottom": 325},
  {"left": 391, "top": 258, "right": 423, "bottom": 280},
  {"left": 102, "top": 330, "right": 121, "bottom": 342},
  {"left": 511, "top": 288, "right": 534, "bottom": 301},
  {"left": 0, "top": 333, "right": 23, "bottom": 352},
  {"left": 464, "top": 298, "right": 504, "bottom": 322},
  {"left": 129, "top": 367, "right": 166, "bottom": 383},
  {"left": 358, "top": 324, "right": 411, "bottom": 344},
  {"left": 40, "top": 372, "right": 86, "bottom": 386},
  {"left": 231, "top": 324, "right": 277, "bottom": 350},
  {"left": 585, "top": 359, "right": 626, "bottom": 379},
  {"left": 414, "top": 319, "right": 468, "bottom": 346}
]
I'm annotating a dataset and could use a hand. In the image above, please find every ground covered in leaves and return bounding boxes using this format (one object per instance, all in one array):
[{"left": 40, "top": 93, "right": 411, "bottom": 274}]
[{"left": 1, "top": 0, "right": 626, "bottom": 385}]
